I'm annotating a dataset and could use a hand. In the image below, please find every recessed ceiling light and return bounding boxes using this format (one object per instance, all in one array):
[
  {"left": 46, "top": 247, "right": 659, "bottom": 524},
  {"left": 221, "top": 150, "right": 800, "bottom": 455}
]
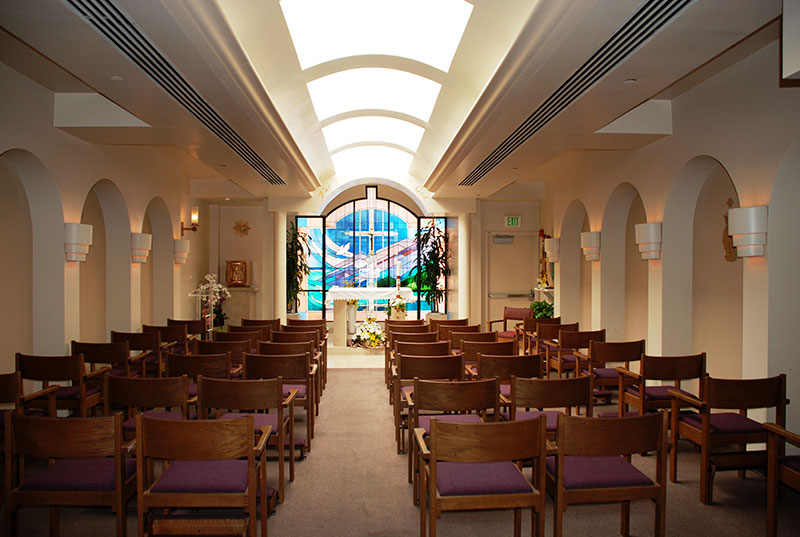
[
  {"left": 109, "top": 75, "right": 124, "bottom": 82},
  {"left": 225, "top": 197, "right": 231, "bottom": 201},
  {"left": 623, "top": 78, "right": 638, "bottom": 85}
]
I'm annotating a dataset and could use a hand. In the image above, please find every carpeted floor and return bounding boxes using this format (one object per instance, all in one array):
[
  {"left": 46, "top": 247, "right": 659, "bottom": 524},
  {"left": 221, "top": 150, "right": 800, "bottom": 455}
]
[{"left": 5, "top": 365, "right": 800, "bottom": 536}]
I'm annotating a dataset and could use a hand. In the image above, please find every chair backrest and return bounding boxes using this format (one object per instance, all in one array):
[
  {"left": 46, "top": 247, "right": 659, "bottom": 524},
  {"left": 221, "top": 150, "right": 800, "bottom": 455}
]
[
  {"left": 241, "top": 318, "right": 281, "bottom": 334},
  {"left": 461, "top": 340, "right": 515, "bottom": 364},
  {"left": 143, "top": 324, "right": 188, "bottom": 344},
  {"left": 431, "top": 418, "right": 545, "bottom": 464},
  {"left": 257, "top": 340, "right": 315, "bottom": 357},
  {"left": 559, "top": 329, "right": 606, "bottom": 351},
  {"left": 243, "top": 353, "right": 310, "bottom": 381},
  {"left": 386, "top": 319, "right": 426, "bottom": 327},
  {"left": 213, "top": 329, "right": 259, "bottom": 351},
  {"left": 282, "top": 324, "right": 324, "bottom": 342},
  {"left": 104, "top": 374, "right": 189, "bottom": 414},
  {"left": 428, "top": 317, "right": 468, "bottom": 336},
  {"left": 386, "top": 324, "right": 431, "bottom": 349},
  {"left": 9, "top": 412, "right": 121, "bottom": 460},
  {"left": 412, "top": 378, "right": 499, "bottom": 416},
  {"left": 194, "top": 339, "right": 249, "bottom": 365},
  {"left": 640, "top": 353, "right": 706, "bottom": 383},
  {"left": 110, "top": 330, "right": 160, "bottom": 352},
  {"left": 537, "top": 322, "right": 579, "bottom": 340},
  {"left": 446, "top": 324, "right": 481, "bottom": 349},
  {"left": 165, "top": 352, "right": 232, "bottom": 380},
  {"left": 477, "top": 354, "right": 542, "bottom": 381},
  {"left": 558, "top": 412, "right": 666, "bottom": 457},
  {"left": 511, "top": 375, "right": 593, "bottom": 416},
  {"left": 167, "top": 318, "right": 205, "bottom": 336},
  {"left": 391, "top": 332, "right": 439, "bottom": 351},
  {"left": 198, "top": 376, "right": 282, "bottom": 418},
  {"left": 0, "top": 371, "right": 20, "bottom": 406},
  {"left": 453, "top": 331, "right": 497, "bottom": 353},
  {"left": 397, "top": 354, "right": 464, "bottom": 381},
  {"left": 71, "top": 340, "right": 130, "bottom": 369},
  {"left": 703, "top": 374, "right": 787, "bottom": 417},
  {"left": 271, "top": 330, "right": 318, "bottom": 348},
  {"left": 522, "top": 316, "right": 561, "bottom": 333},
  {"left": 395, "top": 341, "right": 450, "bottom": 358},
  {"left": 229, "top": 324, "right": 270, "bottom": 341},
  {"left": 15, "top": 353, "right": 84, "bottom": 384},
  {"left": 586, "top": 339, "right": 644, "bottom": 372},
  {"left": 504, "top": 306, "right": 532, "bottom": 321},
  {"left": 137, "top": 413, "right": 252, "bottom": 460},
  {"left": 286, "top": 318, "right": 327, "bottom": 337}
]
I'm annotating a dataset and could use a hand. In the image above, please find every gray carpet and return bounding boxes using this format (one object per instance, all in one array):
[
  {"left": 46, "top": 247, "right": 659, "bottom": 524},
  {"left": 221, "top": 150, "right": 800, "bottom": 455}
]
[{"left": 5, "top": 368, "right": 800, "bottom": 536}]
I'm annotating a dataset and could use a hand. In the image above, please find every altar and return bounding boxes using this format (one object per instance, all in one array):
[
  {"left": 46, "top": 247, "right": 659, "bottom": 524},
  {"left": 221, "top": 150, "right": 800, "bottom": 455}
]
[{"left": 326, "top": 286, "right": 416, "bottom": 346}]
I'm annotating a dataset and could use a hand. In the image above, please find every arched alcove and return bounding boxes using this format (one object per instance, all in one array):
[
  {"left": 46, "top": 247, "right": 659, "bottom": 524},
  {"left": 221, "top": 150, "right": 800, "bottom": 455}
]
[
  {"left": 318, "top": 179, "right": 426, "bottom": 216},
  {"left": 768, "top": 134, "right": 800, "bottom": 435},
  {"left": 558, "top": 199, "right": 590, "bottom": 326},
  {"left": 600, "top": 183, "right": 648, "bottom": 341},
  {"left": 80, "top": 179, "right": 131, "bottom": 338},
  {"left": 142, "top": 198, "right": 174, "bottom": 324},
  {"left": 0, "top": 149, "right": 65, "bottom": 359}
]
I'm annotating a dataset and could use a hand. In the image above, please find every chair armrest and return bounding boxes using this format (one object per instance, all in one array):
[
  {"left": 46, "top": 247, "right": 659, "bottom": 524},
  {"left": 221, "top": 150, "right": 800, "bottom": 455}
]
[
  {"left": 405, "top": 391, "right": 415, "bottom": 407},
  {"left": 615, "top": 367, "right": 640, "bottom": 380},
  {"left": 231, "top": 364, "right": 244, "bottom": 376},
  {"left": 128, "top": 352, "right": 147, "bottom": 364},
  {"left": 764, "top": 422, "right": 800, "bottom": 448},
  {"left": 414, "top": 428, "right": 429, "bottom": 457},
  {"left": 123, "top": 439, "right": 137, "bottom": 455},
  {"left": 487, "top": 319, "right": 502, "bottom": 330},
  {"left": 499, "top": 393, "right": 511, "bottom": 405},
  {"left": 309, "top": 364, "right": 318, "bottom": 375},
  {"left": 667, "top": 388, "right": 704, "bottom": 409},
  {"left": 541, "top": 339, "right": 559, "bottom": 349},
  {"left": 573, "top": 350, "right": 589, "bottom": 361},
  {"left": 256, "top": 426, "right": 272, "bottom": 453},
  {"left": 85, "top": 366, "right": 112, "bottom": 379},
  {"left": 21, "top": 384, "right": 60, "bottom": 403},
  {"left": 283, "top": 389, "right": 298, "bottom": 407}
]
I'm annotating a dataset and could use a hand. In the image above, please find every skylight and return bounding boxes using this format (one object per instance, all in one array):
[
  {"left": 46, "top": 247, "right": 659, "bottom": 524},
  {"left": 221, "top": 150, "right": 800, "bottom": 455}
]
[
  {"left": 321, "top": 116, "right": 425, "bottom": 153},
  {"left": 331, "top": 145, "right": 414, "bottom": 183},
  {"left": 280, "top": 0, "right": 473, "bottom": 72},
  {"left": 307, "top": 68, "right": 441, "bottom": 123}
]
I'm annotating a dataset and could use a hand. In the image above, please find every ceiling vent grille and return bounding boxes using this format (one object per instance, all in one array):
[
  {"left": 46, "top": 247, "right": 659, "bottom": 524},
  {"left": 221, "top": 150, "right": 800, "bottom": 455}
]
[
  {"left": 65, "top": 0, "right": 286, "bottom": 185},
  {"left": 459, "top": 0, "right": 692, "bottom": 187}
]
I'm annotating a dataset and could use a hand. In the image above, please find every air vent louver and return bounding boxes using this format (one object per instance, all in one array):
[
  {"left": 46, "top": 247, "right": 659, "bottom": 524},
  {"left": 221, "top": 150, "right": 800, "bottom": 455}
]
[{"left": 66, "top": 0, "right": 286, "bottom": 185}]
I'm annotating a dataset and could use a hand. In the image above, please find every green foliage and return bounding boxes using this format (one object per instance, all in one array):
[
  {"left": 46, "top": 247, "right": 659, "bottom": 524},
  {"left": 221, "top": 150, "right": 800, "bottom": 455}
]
[
  {"left": 286, "top": 222, "right": 310, "bottom": 313},
  {"left": 530, "top": 300, "right": 554, "bottom": 319},
  {"left": 418, "top": 224, "right": 451, "bottom": 312}
]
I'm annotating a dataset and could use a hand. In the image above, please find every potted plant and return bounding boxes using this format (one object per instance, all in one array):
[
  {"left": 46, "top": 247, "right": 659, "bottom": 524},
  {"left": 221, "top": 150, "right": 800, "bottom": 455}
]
[
  {"left": 388, "top": 296, "right": 407, "bottom": 320},
  {"left": 286, "top": 222, "right": 309, "bottom": 314},
  {"left": 352, "top": 316, "right": 386, "bottom": 349},
  {"left": 418, "top": 223, "right": 451, "bottom": 313},
  {"left": 530, "top": 300, "right": 554, "bottom": 319}
]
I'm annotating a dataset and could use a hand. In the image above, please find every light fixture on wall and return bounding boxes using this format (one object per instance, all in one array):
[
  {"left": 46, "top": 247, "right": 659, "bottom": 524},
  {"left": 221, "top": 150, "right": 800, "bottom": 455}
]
[
  {"left": 580, "top": 231, "right": 601, "bottom": 261},
  {"left": 64, "top": 223, "right": 93, "bottom": 262},
  {"left": 544, "top": 237, "right": 561, "bottom": 262},
  {"left": 131, "top": 233, "right": 152, "bottom": 263},
  {"left": 635, "top": 222, "right": 662, "bottom": 260},
  {"left": 727, "top": 206, "right": 768, "bottom": 257},
  {"left": 181, "top": 206, "right": 199, "bottom": 236},
  {"left": 173, "top": 239, "right": 191, "bottom": 264}
]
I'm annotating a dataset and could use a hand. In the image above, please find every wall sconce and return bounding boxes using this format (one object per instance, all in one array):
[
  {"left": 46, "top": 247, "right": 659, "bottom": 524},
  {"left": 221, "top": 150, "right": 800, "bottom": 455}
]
[
  {"left": 181, "top": 206, "right": 199, "bottom": 236},
  {"left": 131, "top": 233, "right": 152, "bottom": 263},
  {"left": 64, "top": 223, "right": 93, "bottom": 262},
  {"left": 173, "top": 239, "right": 191, "bottom": 264},
  {"left": 580, "top": 231, "right": 601, "bottom": 261},
  {"left": 728, "top": 206, "right": 768, "bottom": 257},
  {"left": 544, "top": 238, "right": 561, "bottom": 263},
  {"left": 635, "top": 222, "right": 662, "bottom": 260}
]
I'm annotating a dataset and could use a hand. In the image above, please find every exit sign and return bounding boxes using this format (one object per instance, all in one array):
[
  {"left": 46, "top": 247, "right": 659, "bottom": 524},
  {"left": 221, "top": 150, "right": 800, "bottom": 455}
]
[{"left": 505, "top": 216, "right": 521, "bottom": 228}]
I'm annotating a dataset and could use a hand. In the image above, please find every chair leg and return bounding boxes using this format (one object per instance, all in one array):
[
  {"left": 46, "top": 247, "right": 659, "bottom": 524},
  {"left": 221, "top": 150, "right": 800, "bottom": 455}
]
[
  {"left": 700, "top": 443, "right": 712, "bottom": 504},
  {"left": 513, "top": 508, "right": 521, "bottom": 537},
  {"left": 554, "top": 496, "right": 564, "bottom": 537},
  {"left": 655, "top": 496, "right": 666, "bottom": 537},
  {"left": 420, "top": 467, "right": 427, "bottom": 537},
  {"left": 49, "top": 506, "right": 59, "bottom": 537},
  {"left": 621, "top": 500, "right": 630, "bottom": 537}
]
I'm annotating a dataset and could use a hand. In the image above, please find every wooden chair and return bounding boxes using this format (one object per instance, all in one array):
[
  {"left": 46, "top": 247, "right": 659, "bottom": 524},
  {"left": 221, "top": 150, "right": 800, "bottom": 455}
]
[
  {"left": 545, "top": 328, "right": 606, "bottom": 378},
  {"left": 508, "top": 375, "right": 594, "bottom": 438},
  {"left": 669, "top": 374, "right": 788, "bottom": 504},
  {"left": 258, "top": 340, "right": 320, "bottom": 416},
  {"left": 245, "top": 352, "right": 315, "bottom": 454},
  {"left": 427, "top": 317, "right": 468, "bottom": 337},
  {"left": 409, "top": 378, "right": 500, "bottom": 505},
  {"left": 273, "top": 329, "right": 325, "bottom": 390},
  {"left": 213, "top": 329, "right": 259, "bottom": 353},
  {"left": 71, "top": 340, "right": 136, "bottom": 378},
  {"left": 617, "top": 352, "right": 706, "bottom": 417},
  {"left": 5, "top": 412, "right": 136, "bottom": 537},
  {"left": 461, "top": 340, "right": 515, "bottom": 374},
  {"left": 577, "top": 339, "right": 645, "bottom": 403},
  {"left": 164, "top": 352, "right": 232, "bottom": 405},
  {"left": 532, "top": 321, "right": 578, "bottom": 358},
  {"left": 488, "top": 306, "right": 532, "bottom": 353},
  {"left": 476, "top": 353, "right": 542, "bottom": 400},
  {"left": 198, "top": 376, "right": 295, "bottom": 508},
  {"left": 443, "top": 324, "right": 480, "bottom": 351},
  {"left": 0, "top": 370, "right": 58, "bottom": 420},
  {"left": 16, "top": 352, "right": 105, "bottom": 417},
  {"left": 283, "top": 321, "right": 328, "bottom": 387},
  {"left": 241, "top": 317, "right": 281, "bottom": 336},
  {"left": 167, "top": 318, "right": 205, "bottom": 340},
  {"left": 765, "top": 422, "right": 800, "bottom": 537},
  {"left": 392, "top": 354, "right": 465, "bottom": 454},
  {"left": 385, "top": 324, "right": 432, "bottom": 388},
  {"left": 143, "top": 323, "right": 190, "bottom": 354},
  {"left": 194, "top": 339, "right": 249, "bottom": 375},
  {"left": 104, "top": 373, "right": 189, "bottom": 440},
  {"left": 520, "top": 316, "right": 561, "bottom": 354},
  {"left": 547, "top": 412, "right": 668, "bottom": 537},
  {"left": 451, "top": 330, "right": 497, "bottom": 355},
  {"left": 136, "top": 414, "right": 265, "bottom": 537},
  {"left": 110, "top": 330, "right": 162, "bottom": 377},
  {"left": 386, "top": 332, "right": 439, "bottom": 399},
  {"left": 418, "top": 418, "right": 547, "bottom": 537},
  {"left": 229, "top": 324, "right": 270, "bottom": 341}
]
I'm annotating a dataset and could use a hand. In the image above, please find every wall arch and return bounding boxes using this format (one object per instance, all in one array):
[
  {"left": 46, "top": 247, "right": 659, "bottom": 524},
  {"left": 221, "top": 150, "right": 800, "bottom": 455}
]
[
  {"left": 318, "top": 179, "right": 427, "bottom": 216},
  {"left": 142, "top": 197, "right": 174, "bottom": 324},
  {"left": 0, "top": 149, "right": 65, "bottom": 357},
  {"left": 768, "top": 133, "right": 800, "bottom": 434},
  {"left": 558, "top": 199, "right": 589, "bottom": 325}
]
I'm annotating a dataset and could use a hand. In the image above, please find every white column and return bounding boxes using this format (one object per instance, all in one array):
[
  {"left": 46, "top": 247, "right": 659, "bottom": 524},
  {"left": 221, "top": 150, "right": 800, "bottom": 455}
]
[
  {"left": 458, "top": 213, "right": 471, "bottom": 319},
  {"left": 274, "top": 211, "right": 287, "bottom": 323}
]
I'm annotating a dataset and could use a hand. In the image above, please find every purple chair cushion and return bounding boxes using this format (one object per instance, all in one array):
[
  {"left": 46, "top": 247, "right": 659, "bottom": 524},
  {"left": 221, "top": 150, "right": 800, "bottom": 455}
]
[
  {"left": 678, "top": 412, "right": 764, "bottom": 435},
  {"left": 152, "top": 460, "right": 249, "bottom": 493},
  {"left": 625, "top": 385, "right": 692, "bottom": 401},
  {"left": 437, "top": 461, "right": 532, "bottom": 496},
  {"left": 498, "top": 331, "right": 516, "bottom": 340},
  {"left": 21, "top": 458, "right": 136, "bottom": 491},
  {"left": 285, "top": 384, "right": 307, "bottom": 398},
  {"left": 418, "top": 414, "right": 483, "bottom": 434},
  {"left": 588, "top": 367, "right": 618, "bottom": 380},
  {"left": 779, "top": 455, "right": 800, "bottom": 473},
  {"left": 545, "top": 456, "right": 653, "bottom": 489},
  {"left": 109, "top": 368, "right": 139, "bottom": 377},
  {"left": 511, "top": 410, "right": 561, "bottom": 431},
  {"left": 500, "top": 384, "right": 511, "bottom": 398},
  {"left": 221, "top": 412, "right": 279, "bottom": 435},
  {"left": 123, "top": 410, "right": 184, "bottom": 432},
  {"left": 188, "top": 383, "right": 198, "bottom": 397},
  {"left": 54, "top": 386, "right": 100, "bottom": 400}
]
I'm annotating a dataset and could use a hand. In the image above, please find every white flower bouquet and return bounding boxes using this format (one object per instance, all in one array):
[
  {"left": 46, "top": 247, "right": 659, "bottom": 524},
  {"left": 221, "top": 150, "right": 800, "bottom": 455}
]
[{"left": 352, "top": 316, "right": 386, "bottom": 348}]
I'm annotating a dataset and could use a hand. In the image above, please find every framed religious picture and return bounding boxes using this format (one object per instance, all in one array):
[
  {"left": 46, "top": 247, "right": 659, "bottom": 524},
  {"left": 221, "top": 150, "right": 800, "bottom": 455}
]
[{"left": 225, "top": 260, "right": 251, "bottom": 287}]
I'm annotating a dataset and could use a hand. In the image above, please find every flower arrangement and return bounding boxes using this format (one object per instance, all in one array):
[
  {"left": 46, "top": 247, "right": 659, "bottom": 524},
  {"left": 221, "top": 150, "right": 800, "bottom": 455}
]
[
  {"left": 193, "top": 274, "right": 231, "bottom": 327},
  {"left": 352, "top": 316, "right": 386, "bottom": 348},
  {"left": 344, "top": 277, "right": 359, "bottom": 306},
  {"left": 388, "top": 296, "right": 407, "bottom": 313}
]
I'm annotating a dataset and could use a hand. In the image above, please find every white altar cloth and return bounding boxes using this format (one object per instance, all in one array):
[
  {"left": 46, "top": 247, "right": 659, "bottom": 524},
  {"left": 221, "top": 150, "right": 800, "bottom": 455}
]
[{"left": 325, "top": 286, "right": 416, "bottom": 304}]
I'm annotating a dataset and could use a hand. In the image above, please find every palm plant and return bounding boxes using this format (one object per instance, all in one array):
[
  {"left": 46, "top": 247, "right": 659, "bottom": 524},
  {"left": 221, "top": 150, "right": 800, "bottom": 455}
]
[
  {"left": 286, "top": 222, "right": 309, "bottom": 313},
  {"left": 417, "top": 223, "right": 450, "bottom": 312}
]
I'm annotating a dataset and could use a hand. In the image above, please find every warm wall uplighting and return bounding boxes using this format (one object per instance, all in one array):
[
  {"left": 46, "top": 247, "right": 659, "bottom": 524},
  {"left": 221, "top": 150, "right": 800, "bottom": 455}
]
[
  {"left": 728, "top": 206, "right": 768, "bottom": 257},
  {"left": 580, "top": 231, "right": 601, "bottom": 261},
  {"left": 182, "top": 206, "right": 199, "bottom": 236},
  {"left": 635, "top": 222, "right": 662, "bottom": 260}
]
